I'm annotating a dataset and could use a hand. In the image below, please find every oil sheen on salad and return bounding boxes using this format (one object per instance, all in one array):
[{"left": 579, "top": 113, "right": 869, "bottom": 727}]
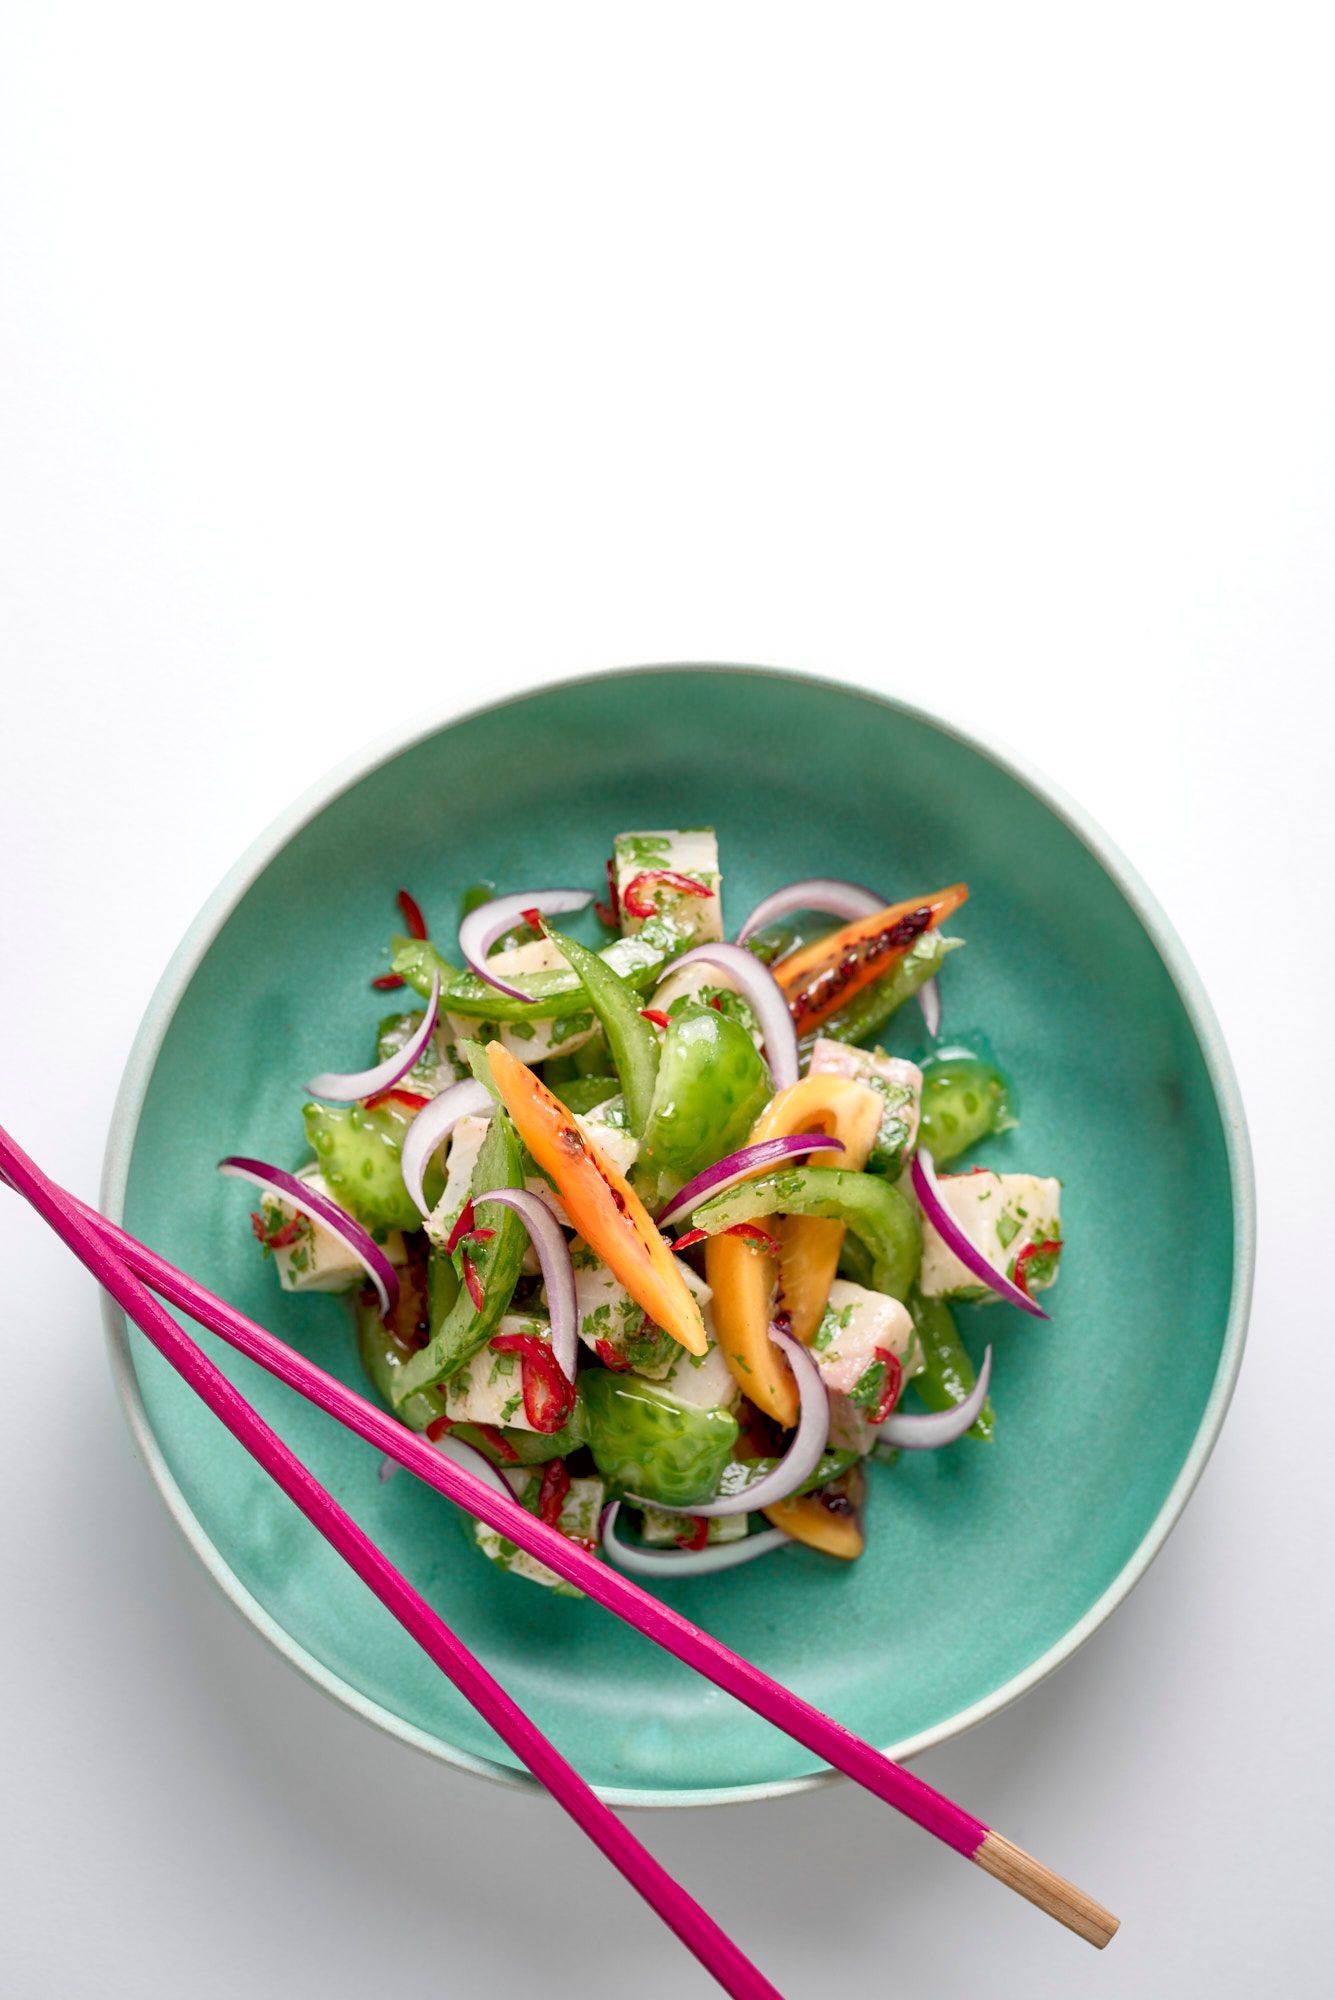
[{"left": 225, "top": 831, "right": 1063, "bottom": 1596}]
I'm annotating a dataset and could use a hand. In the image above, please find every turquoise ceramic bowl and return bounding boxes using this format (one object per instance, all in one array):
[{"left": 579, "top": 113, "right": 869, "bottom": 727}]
[{"left": 103, "top": 666, "right": 1253, "bottom": 1807}]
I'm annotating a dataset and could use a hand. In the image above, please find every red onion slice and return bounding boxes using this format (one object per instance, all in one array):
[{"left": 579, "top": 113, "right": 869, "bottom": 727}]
[
  {"left": 657, "top": 1132, "right": 845, "bottom": 1227},
  {"left": 458, "top": 891, "right": 593, "bottom": 1001},
  {"left": 631, "top": 1329, "right": 829, "bottom": 1517},
  {"left": 401, "top": 1079, "right": 493, "bottom": 1217},
  {"left": 601, "top": 1501, "right": 791, "bottom": 1575},
  {"left": 663, "top": 943, "right": 799, "bottom": 1090},
  {"left": 877, "top": 1343, "right": 993, "bottom": 1447},
  {"left": 305, "top": 973, "right": 441, "bottom": 1102},
  {"left": 218, "top": 1156, "right": 399, "bottom": 1317},
  {"left": 910, "top": 1149, "right": 1050, "bottom": 1319},
  {"left": 474, "top": 1186, "right": 578, "bottom": 1384},
  {"left": 736, "top": 878, "right": 883, "bottom": 945},
  {"left": 918, "top": 976, "right": 942, "bottom": 1038}
]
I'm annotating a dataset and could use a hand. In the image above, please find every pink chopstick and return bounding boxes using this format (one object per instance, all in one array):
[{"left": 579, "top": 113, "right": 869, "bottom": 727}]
[
  {"left": 3, "top": 1140, "right": 1118, "bottom": 1949},
  {"left": 0, "top": 1128, "right": 781, "bottom": 2000}
]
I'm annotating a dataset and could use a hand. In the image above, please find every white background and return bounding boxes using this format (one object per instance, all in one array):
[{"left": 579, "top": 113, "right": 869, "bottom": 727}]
[{"left": 2, "top": 4, "right": 1332, "bottom": 1995}]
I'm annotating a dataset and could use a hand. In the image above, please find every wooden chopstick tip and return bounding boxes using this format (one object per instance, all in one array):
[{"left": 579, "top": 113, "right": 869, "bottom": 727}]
[{"left": 972, "top": 1831, "right": 1120, "bottom": 1949}]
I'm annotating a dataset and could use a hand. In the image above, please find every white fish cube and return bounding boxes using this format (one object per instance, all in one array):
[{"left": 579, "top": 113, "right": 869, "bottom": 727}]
[
  {"left": 443, "top": 1313, "right": 553, "bottom": 1431},
  {"left": 574, "top": 1095, "right": 640, "bottom": 1180},
  {"left": 808, "top": 1039, "right": 923, "bottom": 1174},
  {"left": 613, "top": 829, "right": 723, "bottom": 944},
  {"left": 918, "top": 1172, "right": 1063, "bottom": 1302},
  {"left": 652, "top": 1328, "right": 740, "bottom": 1411},
  {"left": 258, "top": 1170, "right": 406, "bottom": 1293},
  {"left": 457, "top": 937, "right": 600, "bottom": 1067},
  {"left": 811, "top": 1278, "right": 922, "bottom": 1454},
  {"left": 472, "top": 1471, "right": 605, "bottom": 1595}
]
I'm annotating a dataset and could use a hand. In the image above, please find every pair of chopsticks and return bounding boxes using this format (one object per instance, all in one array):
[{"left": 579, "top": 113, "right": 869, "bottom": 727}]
[{"left": 0, "top": 1124, "right": 1118, "bottom": 1994}]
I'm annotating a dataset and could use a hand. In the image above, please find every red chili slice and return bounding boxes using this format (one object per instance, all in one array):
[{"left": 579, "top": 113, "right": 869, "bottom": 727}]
[
  {"left": 594, "top": 856, "right": 620, "bottom": 929},
  {"left": 424, "top": 1414, "right": 453, "bottom": 1441},
  {"left": 474, "top": 1423, "right": 520, "bottom": 1463},
  {"left": 639, "top": 1008, "right": 671, "bottom": 1030},
  {"left": 249, "top": 1210, "right": 302, "bottom": 1250},
  {"left": 726, "top": 1222, "right": 782, "bottom": 1255},
  {"left": 521, "top": 905, "right": 543, "bottom": 933},
  {"left": 461, "top": 1251, "right": 486, "bottom": 1312},
  {"left": 444, "top": 1199, "right": 477, "bottom": 1254},
  {"left": 489, "top": 1332, "right": 576, "bottom": 1433},
  {"left": 869, "top": 1348, "right": 905, "bottom": 1425},
  {"left": 363, "top": 1087, "right": 433, "bottom": 1114},
  {"left": 593, "top": 1337, "right": 631, "bottom": 1371},
  {"left": 396, "top": 888, "right": 428, "bottom": 940},
  {"left": 621, "top": 870, "right": 713, "bottom": 921},
  {"left": 708, "top": 994, "right": 725, "bottom": 1012},
  {"left": 537, "top": 1458, "right": 571, "bottom": 1526},
  {"left": 672, "top": 1227, "right": 708, "bottom": 1252},
  {"left": 370, "top": 972, "right": 406, "bottom": 991},
  {"left": 675, "top": 1517, "right": 709, "bottom": 1551},
  {"left": 1013, "top": 1238, "right": 1062, "bottom": 1299}
]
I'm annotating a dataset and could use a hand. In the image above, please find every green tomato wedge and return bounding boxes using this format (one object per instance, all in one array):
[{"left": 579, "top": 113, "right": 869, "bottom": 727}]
[
  {"left": 391, "top": 1112, "right": 527, "bottom": 1403},
  {"left": 910, "top": 1291, "right": 995, "bottom": 1441},
  {"left": 302, "top": 1098, "right": 438, "bottom": 1235},
  {"left": 640, "top": 1009, "right": 771, "bottom": 1182},
  {"left": 541, "top": 922, "right": 660, "bottom": 1137},
  {"left": 582, "top": 1370, "right": 739, "bottom": 1508},
  {"left": 694, "top": 1165, "right": 922, "bottom": 1301},
  {"left": 547, "top": 1074, "right": 621, "bottom": 1115},
  {"left": 917, "top": 1052, "right": 1015, "bottom": 1164}
]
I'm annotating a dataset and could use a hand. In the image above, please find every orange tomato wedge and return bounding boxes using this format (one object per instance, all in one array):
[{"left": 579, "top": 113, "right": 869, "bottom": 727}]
[
  {"left": 763, "top": 1473, "right": 866, "bottom": 1559},
  {"left": 774, "top": 884, "right": 968, "bottom": 1036},
  {"left": 486, "top": 1042, "right": 707, "bottom": 1356},
  {"left": 751, "top": 1075, "right": 883, "bottom": 1343},
  {"left": 705, "top": 1229, "right": 794, "bottom": 1422},
  {"left": 707, "top": 1074, "right": 884, "bottom": 1420}
]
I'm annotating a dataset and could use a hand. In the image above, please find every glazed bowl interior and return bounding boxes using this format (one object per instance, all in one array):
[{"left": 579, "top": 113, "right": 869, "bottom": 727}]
[{"left": 106, "top": 667, "right": 1250, "bottom": 1805}]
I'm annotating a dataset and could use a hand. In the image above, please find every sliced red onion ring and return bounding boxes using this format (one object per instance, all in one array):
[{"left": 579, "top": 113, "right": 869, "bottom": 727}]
[
  {"left": 657, "top": 1132, "right": 845, "bottom": 1227},
  {"left": 910, "top": 1149, "right": 1050, "bottom": 1319},
  {"left": 631, "top": 1329, "right": 829, "bottom": 1517},
  {"left": 305, "top": 973, "right": 441, "bottom": 1102},
  {"left": 401, "top": 1078, "right": 493, "bottom": 1218},
  {"left": 663, "top": 943, "right": 799, "bottom": 1090},
  {"left": 458, "top": 891, "right": 593, "bottom": 1001},
  {"left": 736, "top": 877, "right": 883, "bottom": 945},
  {"left": 218, "top": 1156, "right": 399, "bottom": 1317},
  {"left": 601, "top": 1501, "right": 791, "bottom": 1576},
  {"left": 473, "top": 1187, "right": 578, "bottom": 1384},
  {"left": 877, "top": 1344, "right": 993, "bottom": 1447},
  {"left": 918, "top": 975, "right": 942, "bottom": 1038}
]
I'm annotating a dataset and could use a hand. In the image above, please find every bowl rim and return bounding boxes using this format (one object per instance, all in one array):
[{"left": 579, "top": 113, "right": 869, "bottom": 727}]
[{"left": 100, "top": 661, "right": 1255, "bottom": 1810}]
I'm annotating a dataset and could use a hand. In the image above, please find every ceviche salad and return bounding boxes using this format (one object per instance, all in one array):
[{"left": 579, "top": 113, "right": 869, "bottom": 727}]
[{"left": 221, "top": 832, "right": 1063, "bottom": 1593}]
